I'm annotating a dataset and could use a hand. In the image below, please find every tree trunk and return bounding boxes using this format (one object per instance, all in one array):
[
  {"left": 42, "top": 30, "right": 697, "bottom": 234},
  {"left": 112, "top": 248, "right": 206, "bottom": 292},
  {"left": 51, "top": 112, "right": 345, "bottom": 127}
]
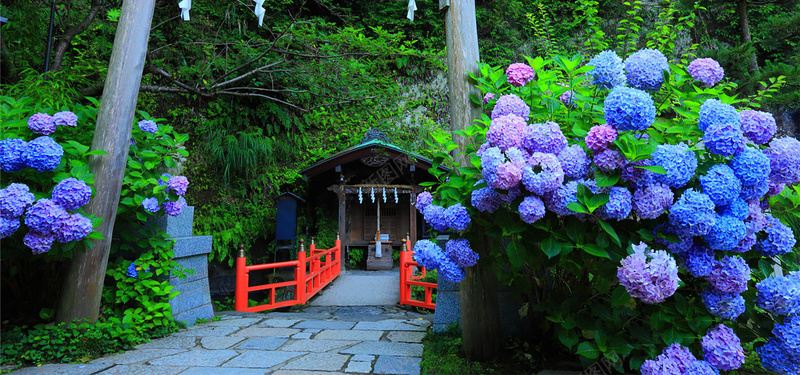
[
  {"left": 50, "top": 0, "right": 103, "bottom": 72},
  {"left": 444, "top": 0, "right": 502, "bottom": 361},
  {"left": 736, "top": 0, "right": 759, "bottom": 74},
  {"left": 56, "top": 0, "right": 155, "bottom": 324}
]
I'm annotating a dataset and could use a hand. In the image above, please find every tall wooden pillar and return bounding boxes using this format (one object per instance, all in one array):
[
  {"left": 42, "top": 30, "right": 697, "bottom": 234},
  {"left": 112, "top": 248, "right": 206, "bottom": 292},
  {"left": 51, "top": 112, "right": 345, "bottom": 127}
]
[
  {"left": 338, "top": 176, "right": 347, "bottom": 274},
  {"left": 408, "top": 186, "right": 417, "bottom": 247}
]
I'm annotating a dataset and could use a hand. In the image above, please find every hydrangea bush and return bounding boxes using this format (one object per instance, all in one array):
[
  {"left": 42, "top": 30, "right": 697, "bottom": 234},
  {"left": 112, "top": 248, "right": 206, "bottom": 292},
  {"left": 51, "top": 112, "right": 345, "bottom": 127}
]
[{"left": 418, "top": 51, "right": 799, "bottom": 373}]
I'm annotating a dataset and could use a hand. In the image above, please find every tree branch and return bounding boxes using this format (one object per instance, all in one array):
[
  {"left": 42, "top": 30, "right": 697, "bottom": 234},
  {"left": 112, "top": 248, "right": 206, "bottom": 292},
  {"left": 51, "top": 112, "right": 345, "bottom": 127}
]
[
  {"left": 210, "top": 60, "right": 285, "bottom": 89},
  {"left": 51, "top": 0, "right": 103, "bottom": 72},
  {"left": 145, "top": 64, "right": 210, "bottom": 97}
]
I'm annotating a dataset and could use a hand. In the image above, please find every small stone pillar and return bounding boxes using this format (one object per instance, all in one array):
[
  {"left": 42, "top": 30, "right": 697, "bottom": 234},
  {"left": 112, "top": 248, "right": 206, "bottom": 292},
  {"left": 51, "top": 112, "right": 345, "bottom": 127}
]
[
  {"left": 432, "top": 277, "right": 461, "bottom": 332},
  {"left": 150, "top": 206, "right": 214, "bottom": 325}
]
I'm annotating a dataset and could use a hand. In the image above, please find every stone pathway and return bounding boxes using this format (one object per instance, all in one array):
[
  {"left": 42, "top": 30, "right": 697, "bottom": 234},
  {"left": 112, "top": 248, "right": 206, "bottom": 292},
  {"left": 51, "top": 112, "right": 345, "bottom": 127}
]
[
  {"left": 8, "top": 306, "right": 432, "bottom": 375},
  {"left": 310, "top": 270, "right": 399, "bottom": 306}
]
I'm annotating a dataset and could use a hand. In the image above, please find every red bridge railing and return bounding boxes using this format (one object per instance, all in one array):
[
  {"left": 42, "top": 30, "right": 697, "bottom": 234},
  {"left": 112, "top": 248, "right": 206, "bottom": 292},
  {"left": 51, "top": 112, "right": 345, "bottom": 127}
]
[
  {"left": 235, "top": 235, "right": 341, "bottom": 312},
  {"left": 399, "top": 238, "right": 436, "bottom": 310}
]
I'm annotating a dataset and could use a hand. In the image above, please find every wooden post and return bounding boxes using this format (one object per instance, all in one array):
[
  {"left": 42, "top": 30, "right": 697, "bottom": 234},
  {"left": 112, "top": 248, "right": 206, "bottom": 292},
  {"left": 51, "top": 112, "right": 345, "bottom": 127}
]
[
  {"left": 56, "top": 0, "right": 155, "bottom": 324},
  {"left": 338, "top": 180, "right": 347, "bottom": 274},
  {"left": 444, "top": 0, "right": 502, "bottom": 360}
]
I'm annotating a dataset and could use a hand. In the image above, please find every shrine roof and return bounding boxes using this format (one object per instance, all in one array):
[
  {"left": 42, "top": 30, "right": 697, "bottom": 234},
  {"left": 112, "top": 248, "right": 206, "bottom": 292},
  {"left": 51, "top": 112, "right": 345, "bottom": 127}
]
[{"left": 300, "top": 139, "right": 447, "bottom": 179}]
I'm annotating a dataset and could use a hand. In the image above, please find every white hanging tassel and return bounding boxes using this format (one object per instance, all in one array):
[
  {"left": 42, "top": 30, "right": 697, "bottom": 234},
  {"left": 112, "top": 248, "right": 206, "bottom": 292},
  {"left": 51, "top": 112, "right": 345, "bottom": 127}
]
[
  {"left": 253, "top": 0, "right": 266, "bottom": 26},
  {"left": 371, "top": 188, "right": 375, "bottom": 203},
  {"left": 358, "top": 187, "right": 363, "bottom": 204},
  {"left": 406, "top": 0, "right": 417, "bottom": 22},
  {"left": 394, "top": 188, "right": 398, "bottom": 203},
  {"left": 178, "top": 0, "right": 191, "bottom": 20},
  {"left": 383, "top": 188, "right": 387, "bottom": 203}
]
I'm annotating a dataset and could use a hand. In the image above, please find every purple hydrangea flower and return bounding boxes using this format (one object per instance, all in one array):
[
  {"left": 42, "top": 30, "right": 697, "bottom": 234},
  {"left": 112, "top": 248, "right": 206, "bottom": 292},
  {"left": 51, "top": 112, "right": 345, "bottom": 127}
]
[
  {"left": 766, "top": 137, "right": 800, "bottom": 185},
  {"left": 545, "top": 180, "right": 579, "bottom": 216},
  {"left": 587, "top": 50, "right": 626, "bottom": 89},
  {"left": 730, "top": 147, "right": 770, "bottom": 186},
  {"left": 491, "top": 94, "right": 530, "bottom": 120},
  {"left": 483, "top": 93, "right": 495, "bottom": 104},
  {"left": 708, "top": 256, "right": 750, "bottom": 294},
  {"left": 755, "top": 274, "right": 800, "bottom": 316},
  {"left": 758, "top": 338, "right": 799, "bottom": 375},
  {"left": 633, "top": 183, "right": 674, "bottom": 220},
  {"left": 740, "top": 110, "right": 776, "bottom": 145},
  {"left": 521, "top": 152, "right": 564, "bottom": 195},
  {"left": 684, "top": 361, "right": 720, "bottom": 375},
  {"left": 746, "top": 199, "right": 767, "bottom": 231},
  {"left": 438, "top": 256, "right": 466, "bottom": 283},
  {"left": 416, "top": 191, "right": 433, "bottom": 212},
  {"left": 423, "top": 204, "right": 448, "bottom": 231},
  {"left": 698, "top": 99, "right": 740, "bottom": 133},
  {"left": 757, "top": 215, "right": 796, "bottom": 256},
  {"left": 24, "top": 198, "right": 68, "bottom": 235},
  {"left": 669, "top": 189, "right": 716, "bottom": 237},
  {"left": 141, "top": 197, "right": 160, "bottom": 213},
  {"left": 704, "top": 121, "right": 745, "bottom": 156},
  {"left": 522, "top": 121, "right": 567, "bottom": 155},
  {"left": 444, "top": 204, "right": 471, "bottom": 231},
  {"left": 53, "top": 111, "right": 78, "bottom": 127},
  {"left": 23, "top": 136, "right": 63, "bottom": 172},
  {"left": 624, "top": 48, "right": 670, "bottom": 91},
  {"left": 621, "top": 159, "right": 656, "bottom": 187},
  {"left": 471, "top": 187, "right": 503, "bottom": 213},
  {"left": 740, "top": 179, "right": 770, "bottom": 201},
  {"left": 768, "top": 181, "right": 785, "bottom": 197},
  {"left": 617, "top": 242, "right": 679, "bottom": 304},
  {"left": 163, "top": 196, "right": 186, "bottom": 217},
  {"left": 1, "top": 216, "right": 20, "bottom": 239},
  {"left": 127, "top": 262, "right": 139, "bottom": 278},
  {"left": 732, "top": 232, "right": 756, "bottom": 253},
  {"left": 704, "top": 215, "right": 747, "bottom": 251},
  {"left": 652, "top": 143, "right": 697, "bottom": 188},
  {"left": 0, "top": 138, "right": 28, "bottom": 172},
  {"left": 593, "top": 148, "right": 626, "bottom": 172},
  {"left": 137, "top": 120, "right": 158, "bottom": 133},
  {"left": 0, "top": 183, "right": 36, "bottom": 219},
  {"left": 27, "top": 113, "right": 56, "bottom": 135},
  {"left": 665, "top": 233, "right": 695, "bottom": 254},
  {"left": 445, "top": 238, "right": 479, "bottom": 267},
  {"left": 702, "top": 324, "right": 745, "bottom": 371},
  {"left": 55, "top": 213, "right": 93, "bottom": 243},
  {"left": 506, "top": 63, "right": 535, "bottom": 87},
  {"left": 557, "top": 145, "right": 591, "bottom": 179},
  {"left": 604, "top": 86, "right": 656, "bottom": 131},
  {"left": 641, "top": 343, "right": 697, "bottom": 375},
  {"left": 558, "top": 90, "right": 576, "bottom": 107},
  {"left": 167, "top": 175, "right": 189, "bottom": 195},
  {"left": 702, "top": 287, "right": 745, "bottom": 320},
  {"left": 682, "top": 244, "right": 715, "bottom": 277},
  {"left": 585, "top": 124, "right": 618, "bottom": 151},
  {"left": 487, "top": 114, "right": 527, "bottom": 151},
  {"left": 597, "top": 186, "right": 632, "bottom": 221},
  {"left": 413, "top": 239, "right": 447, "bottom": 270},
  {"left": 688, "top": 58, "right": 725, "bottom": 87},
  {"left": 719, "top": 198, "right": 748, "bottom": 221},
  {"left": 52, "top": 177, "right": 92, "bottom": 211},
  {"left": 158, "top": 173, "right": 171, "bottom": 186},
  {"left": 518, "top": 195, "right": 545, "bottom": 224},
  {"left": 491, "top": 162, "right": 522, "bottom": 190},
  {"left": 23, "top": 231, "right": 56, "bottom": 254}
]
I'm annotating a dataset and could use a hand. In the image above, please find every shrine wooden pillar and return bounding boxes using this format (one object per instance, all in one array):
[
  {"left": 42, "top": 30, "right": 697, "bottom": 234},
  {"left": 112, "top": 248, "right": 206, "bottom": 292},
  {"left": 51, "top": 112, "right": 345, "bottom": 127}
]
[
  {"left": 337, "top": 170, "right": 347, "bottom": 274},
  {"left": 408, "top": 186, "right": 417, "bottom": 247}
]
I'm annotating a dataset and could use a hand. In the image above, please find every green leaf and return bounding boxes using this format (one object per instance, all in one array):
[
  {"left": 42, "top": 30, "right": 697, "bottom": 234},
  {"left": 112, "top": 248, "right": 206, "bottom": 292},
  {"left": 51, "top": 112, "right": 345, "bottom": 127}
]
[
  {"left": 576, "top": 342, "right": 599, "bottom": 359},
  {"left": 506, "top": 241, "right": 524, "bottom": 269},
  {"left": 567, "top": 202, "right": 590, "bottom": 214},
  {"left": 596, "top": 172, "right": 620, "bottom": 187},
  {"left": 596, "top": 219, "right": 621, "bottom": 246},
  {"left": 636, "top": 228, "right": 654, "bottom": 241},
  {"left": 581, "top": 244, "right": 610, "bottom": 259},
  {"left": 611, "top": 286, "right": 631, "bottom": 307},
  {"left": 635, "top": 165, "right": 667, "bottom": 174},
  {"left": 86, "top": 150, "right": 109, "bottom": 156},
  {"left": 559, "top": 330, "right": 579, "bottom": 349},
  {"left": 541, "top": 236, "right": 563, "bottom": 258}
]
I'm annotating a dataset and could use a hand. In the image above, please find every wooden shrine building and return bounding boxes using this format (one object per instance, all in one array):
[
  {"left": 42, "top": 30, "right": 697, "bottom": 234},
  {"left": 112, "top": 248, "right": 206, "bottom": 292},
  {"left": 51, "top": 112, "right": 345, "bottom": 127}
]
[{"left": 300, "top": 130, "right": 446, "bottom": 271}]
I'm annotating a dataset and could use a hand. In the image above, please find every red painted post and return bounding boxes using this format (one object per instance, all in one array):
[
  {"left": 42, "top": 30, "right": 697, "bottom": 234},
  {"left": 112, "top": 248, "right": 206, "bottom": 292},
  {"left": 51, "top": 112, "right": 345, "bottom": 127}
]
[
  {"left": 296, "top": 240, "right": 307, "bottom": 304},
  {"left": 235, "top": 244, "right": 248, "bottom": 311},
  {"left": 400, "top": 238, "right": 408, "bottom": 305}
]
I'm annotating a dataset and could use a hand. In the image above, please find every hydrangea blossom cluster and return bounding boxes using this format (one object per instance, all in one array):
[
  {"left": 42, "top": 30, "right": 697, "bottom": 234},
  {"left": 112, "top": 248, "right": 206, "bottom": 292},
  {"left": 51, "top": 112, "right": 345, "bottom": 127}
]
[
  {"left": 483, "top": 93, "right": 495, "bottom": 104},
  {"left": 53, "top": 111, "right": 78, "bottom": 127},
  {"left": 702, "top": 324, "right": 745, "bottom": 371},
  {"left": 703, "top": 122, "right": 745, "bottom": 156},
  {"left": 651, "top": 143, "right": 697, "bottom": 188},
  {"left": 444, "top": 204, "right": 471, "bottom": 231},
  {"left": 739, "top": 110, "right": 776, "bottom": 145},
  {"left": 17, "top": 195, "right": 93, "bottom": 253},
  {"left": 640, "top": 343, "right": 696, "bottom": 375},
  {"left": 757, "top": 215, "right": 796, "bottom": 256},
  {"left": 522, "top": 121, "right": 568, "bottom": 155},
  {"left": 587, "top": 50, "right": 626, "bottom": 89},
  {"left": 617, "top": 242, "right": 679, "bottom": 304},
  {"left": 137, "top": 120, "right": 158, "bottom": 133},
  {"left": 486, "top": 114, "right": 527, "bottom": 151},
  {"left": 707, "top": 256, "right": 750, "bottom": 294},
  {"left": 445, "top": 238, "right": 479, "bottom": 267},
  {"left": 755, "top": 273, "right": 800, "bottom": 316},
  {"left": 767, "top": 137, "right": 800, "bottom": 185},
  {"left": 139, "top": 174, "right": 190, "bottom": 216},
  {"left": 604, "top": 86, "right": 656, "bottom": 131},
  {"left": 703, "top": 215, "right": 746, "bottom": 251},
  {"left": 757, "top": 315, "right": 800, "bottom": 375},
  {"left": 1, "top": 136, "right": 64, "bottom": 173},
  {"left": 27, "top": 113, "right": 56, "bottom": 135},
  {"left": 505, "top": 63, "right": 535, "bottom": 87},
  {"left": 52, "top": 178, "right": 92, "bottom": 211},
  {"left": 163, "top": 196, "right": 187, "bottom": 216},
  {"left": 701, "top": 286, "right": 745, "bottom": 320},
  {"left": 681, "top": 244, "right": 714, "bottom": 277},
  {"left": 633, "top": 183, "right": 673, "bottom": 220},
  {"left": 585, "top": 124, "right": 617, "bottom": 151},
  {"left": 491, "top": 94, "right": 530, "bottom": 120},
  {"left": 669, "top": 189, "right": 716, "bottom": 238},
  {"left": 624, "top": 48, "right": 670, "bottom": 91},
  {"left": 411, "top": 239, "right": 469, "bottom": 283},
  {"left": 688, "top": 58, "right": 725, "bottom": 87},
  {"left": 698, "top": 99, "right": 740, "bottom": 133}
]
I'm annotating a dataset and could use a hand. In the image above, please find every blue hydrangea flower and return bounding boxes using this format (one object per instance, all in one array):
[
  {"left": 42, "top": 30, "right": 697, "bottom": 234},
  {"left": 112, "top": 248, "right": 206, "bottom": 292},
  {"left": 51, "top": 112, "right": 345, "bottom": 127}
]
[
  {"left": 137, "top": 120, "right": 158, "bottom": 133},
  {"left": 702, "top": 287, "right": 745, "bottom": 320},
  {"left": 772, "top": 315, "right": 800, "bottom": 363},
  {"left": 444, "top": 204, "right": 471, "bottom": 231},
  {"left": 487, "top": 114, "right": 527, "bottom": 152},
  {"left": 24, "top": 198, "right": 68, "bottom": 235},
  {"left": 704, "top": 214, "right": 747, "bottom": 251},
  {"left": 557, "top": 145, "right": 590, "bottom": 179},
  {"left": 604, "top": 86, "right": 656, "bottom": 131},
  {"left": 522, "top": 122, "right": 568, "bottom": 155},
  {"left": 684, "top": 360, "right": 720, "bottom": 375},
  {"left": 0, "top": 138, "right": 28, "bottom": 172},
  {"left": 23, "top": 136, "right": 63, "bottom": 172},
  {"left": 755, "top": 274, "right": 800, "bottom": 316},
  {"left": 585, "top": 124, "right": 618, "bottom": 151},
  {"left": 491, "top": 94, "right": 530, "bottom": 120},
  {"left": 558, "top": 90, "right": 576, "bottom": 107},
  {"left": 141, "top": 197, "right": 160, "bottom": 213},
  {"left": 681, "top": 244, "right": 714, "bottom": 277},
  {"left": 618, "top": 242, "right": 680, "bottom": 304},
  {"left": 158, "top": 173, "right": 171, "bottom": 186},
  {"left": 412, "top": 240, "right": 447, "bottom": 270},
  {"left": 708, "top": 256, "right": 750, "bottom": 294},
  {"left": 423, "top": 204, "right": 448, "bottom": 231},
  {"left": 597, "top": 186, "right": 632, "bottom": 221},
  {"left": 730, "top": 147, "right": 770, "bottom": 186},
  {"left": 732, "top": 232, "right": 756, "bottom": 253},
  {"left": 702, "top": 324, "right": 745, "bottom": 371},
  {"left": 652, "top": 143, "right": 698, "bottom": 188},
  {"left": 545, "top": 180, "right": 579, "bottom": 216},
  {"left": 633, "top": 183, "right": 673, "bottom": 220},
  {"left": 757, "top": 215, "right": 796, "bottom": 256},
  {"left": 167, "top": 175, "right": 189, "bottom": 195},
  {"left": 624, "top": 48, "right": 670, "bottom": 91},
  {"left": 641, "top": 343, "right": 697, "bottom": 375},
  {"left": 518, "top": 195, "right": 545, "bottom": 224},
  {"left": 416, "top": 191, "right": 433, "bottom": 212},
  {"left": 445, "top": 238, "right": 479, "bottom": 267},
  {"left": 669, "top": 189, "right": 716, "bottom": 237},
  {"left": 739, "top": 179, "right": 770, "bottom": 201},
  {"left": 740, "top": 110, "right": 776, "bottom": 145},
  {"left": 621, "top": 159, "right": 656, "bottom": 187},
  {"left": 53, "top": 111, "right": 78, "bottom": 127},
  {"left": 437, "top": 256, "right": 466, "bottom": 283},
  {"left": 27, "top": 113, "right": 56, "bottom": 135},
  {"left": 471, "top": 187, "right": 502, "bottom": 213},
  {"left": 23, "top": 231, "right": 56, "bottom": 254},
  {"left": 52, "top": 178, "right": 92, "bottom": 211},
  {"left": 163, "top": 196, "right": 186, "bottom": 217},
  {"left": 521, "top": 152, "right": 564, "bottom": 195},
  {"left": 0, "top": 183, "right": 36, "bottom": 219},
  {"left": 758, "top": 338, "right": 799, "bottom": 375},
  {"left": 688, "top": 58, "right": 725, "bottom": 87},
  {"left": 767, "top": 137, "right": 800, "bottom": 185},
  {"left": 127, "top": 262, "right": 139, "bottom": 278},
  {"left": 55, "top": 213, "right": 93, "bottom": 243},
  {"left": 1, "top": 216, "right": 21, "bottom": 239},
  {"left": 506, "top": 63, "right": 535, "bottom": 87},
  {"left": 593, "top": 148, "right": 626, "bottom": 172},
  {"left": 698, "top": 99, "right": 740, "bottom": 133},
  {"left": 719, "top": 198, "right": 748, "bottom": 220},
  {"left": 704, "top": 122, "right": 745, "bottom": 156},
  {"left": 587, "top": 50, "right": 626, "bottom": 89}
]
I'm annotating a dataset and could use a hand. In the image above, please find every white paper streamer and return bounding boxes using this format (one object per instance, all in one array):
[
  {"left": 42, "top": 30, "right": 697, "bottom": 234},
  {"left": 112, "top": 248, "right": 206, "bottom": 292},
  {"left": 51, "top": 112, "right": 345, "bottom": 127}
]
[
  {"left": 383, "top": 188, "right": 387, "bottom": 203},
  {"left": 371, "top": 188, "right": 375, "bottom": 203},
  {"left": 358, "top": 187, "right": 363, "bottom": 204},
  {"left": 406, "top": 0, "right": 417, "bottom": 22},
  {"left": 178, "top": 0, "right": 191, "bottom": 20},
  {"left": 253, "top": 0, "right": 266, "bottom": 26},
  {"left": 394, "top": 188, "right": 398, "bottom": 203}
]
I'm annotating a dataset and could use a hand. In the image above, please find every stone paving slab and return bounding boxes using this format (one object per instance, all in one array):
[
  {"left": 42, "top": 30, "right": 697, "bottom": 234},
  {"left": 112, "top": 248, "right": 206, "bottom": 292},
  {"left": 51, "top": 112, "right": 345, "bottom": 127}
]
[
  {"left": 279, "top": 339, "right": 358, "bottom": 352},
  {"left": 206, "top": 318, "right": 263, "bottom": 327},
  {"left": 350, "top": 354, "right": 376, "bottom": 362},
  {"left": 222, "top": 351, "right": 305, "bottom": 368},
  {"left": 232, "top": 327, "right": 300, "bottom": 337},
  {"left": 373, "top": 356, "right": 421, "bottom": 375},
  {"left": 256, "top": 318, "right": 300, "bottom": 328},
  {"left": 272, "top": 371, "right": 346, "bottom": 375},
  {"left": 177, "top": 367, "right": 270, "bottom": 374},
  {"left": 135, "top": 336, "right": 197, "bottom": 349},
  {"left": 91, "top": 349, "right": 188, "bottom": 365},
  {"left": 97, "top": 365, "right": 188, "bottom": 375},
  {"left": 281, "top": 352, "right": 349, "bottom": 372},
  {"left": 173, "top": 326, "right": 240, "bottom": 337},
  {"left": 148, "top": 349, "right": 239, "bottom": 367},
  {"left": 201, "top": 336, "right": 246, "bottom": 349},
  {"left": 352, "top": 320, "right": 428, "bottom": 332},
  {"left": 4, "top": 364, "right": 112, "bottom": 374},
  {"left": 386, "top": 331, "right": 426, "bottom": 343},
  {"left": 314, "top": 329, "right": 384, "bottom": 341},
  {"left": 340, "top": 342, "right": 424, "bottom": 357},
  {"left": 294, "top": 319, "right": 356, "bottom": 330},
  {"left": 235, "top": 337, "right": 288, "bottom": 350},
  {"left": 345, "top": 361, "right": 374, "bottom": 373}
]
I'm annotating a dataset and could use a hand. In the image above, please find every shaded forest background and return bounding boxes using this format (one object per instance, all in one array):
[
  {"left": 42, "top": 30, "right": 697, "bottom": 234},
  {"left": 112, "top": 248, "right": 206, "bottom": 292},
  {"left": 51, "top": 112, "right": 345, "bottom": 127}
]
[{"left": 2, "top": 0, "right": 799, "bottom": 268}]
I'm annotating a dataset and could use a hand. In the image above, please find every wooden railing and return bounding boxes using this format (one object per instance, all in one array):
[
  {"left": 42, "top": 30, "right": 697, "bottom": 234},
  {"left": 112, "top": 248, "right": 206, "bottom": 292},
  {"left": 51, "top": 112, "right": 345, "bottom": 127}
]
[
  {"left": 399, "top": 238, "right": 436, "bottom": 310},
  {"left": 235, "top": 235, "right": 341, "bottom": 312}
]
